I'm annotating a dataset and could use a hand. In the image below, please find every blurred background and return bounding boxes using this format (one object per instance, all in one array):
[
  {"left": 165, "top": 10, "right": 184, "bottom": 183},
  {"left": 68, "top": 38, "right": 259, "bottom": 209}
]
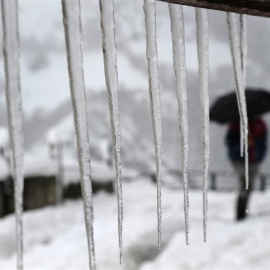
[{"left": 1, "top": 0, "right": 270, "bottom": 269}]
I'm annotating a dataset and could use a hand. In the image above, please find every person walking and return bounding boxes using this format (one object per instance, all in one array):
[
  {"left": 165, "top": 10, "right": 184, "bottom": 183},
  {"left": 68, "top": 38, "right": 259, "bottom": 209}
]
[{"left": 226, "top": 118, "right": 268, "bottom": 220}]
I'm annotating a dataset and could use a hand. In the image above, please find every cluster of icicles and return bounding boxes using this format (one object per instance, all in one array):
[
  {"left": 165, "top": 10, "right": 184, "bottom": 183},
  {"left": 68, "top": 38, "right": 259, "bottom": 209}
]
[{"left": 1, "top": 0, "right": 249, "bottom": 269}]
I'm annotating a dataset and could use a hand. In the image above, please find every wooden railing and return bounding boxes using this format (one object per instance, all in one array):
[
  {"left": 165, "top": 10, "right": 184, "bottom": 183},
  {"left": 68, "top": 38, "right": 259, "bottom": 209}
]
[
  {"left": 127, "top": 169, "right": 270, "bottom": 192},
  {"left": 157, "top": 0, "right": 270, "bottom": 18}
]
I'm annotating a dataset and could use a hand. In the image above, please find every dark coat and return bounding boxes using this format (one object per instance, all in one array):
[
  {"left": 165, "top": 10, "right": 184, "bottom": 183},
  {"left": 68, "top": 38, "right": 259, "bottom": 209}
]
[{"left": 226, "top": 118, "right": 267, "bottom": 163}]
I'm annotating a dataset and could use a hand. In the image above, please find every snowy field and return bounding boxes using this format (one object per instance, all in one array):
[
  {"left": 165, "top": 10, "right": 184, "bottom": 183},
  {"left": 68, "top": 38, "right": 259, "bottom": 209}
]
[{"left": 0, "top": 179, "right": 270, "bottom": 270}]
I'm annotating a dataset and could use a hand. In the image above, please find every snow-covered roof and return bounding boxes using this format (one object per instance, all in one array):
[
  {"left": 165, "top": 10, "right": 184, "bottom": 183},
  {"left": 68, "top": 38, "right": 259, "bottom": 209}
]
[
  {"left": 91, "top": 161, "right": 114, "bottom": 182},
  {"left": 0, "top": 156, "right": 8, "bottom": 181},
  {"left": 0, "top": 127, "right": 9, "bottom": 148},
  {"left": 46, "top": 129, "right": 59, "bottom": 145},
  {"left": 24, "top": 154, "right": 57, "bottom": 178},
  {"left": 23, "top": 154, "right": 114, "bottom": 185}
]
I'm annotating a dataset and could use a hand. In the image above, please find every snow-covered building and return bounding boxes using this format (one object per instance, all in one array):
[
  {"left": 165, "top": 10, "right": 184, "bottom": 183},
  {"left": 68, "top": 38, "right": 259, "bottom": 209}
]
[
  {"left": 0, "top": 156, "right": 9, "bottom": 217},
  {"left": 0, "top": 151, "right": 115, "bottom": 217}
]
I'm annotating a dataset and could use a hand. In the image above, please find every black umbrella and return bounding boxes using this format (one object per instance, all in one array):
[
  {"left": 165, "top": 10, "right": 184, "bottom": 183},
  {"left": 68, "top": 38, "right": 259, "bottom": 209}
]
[{"left": 210, "top": 88, "right": 270, "bottom": 124}]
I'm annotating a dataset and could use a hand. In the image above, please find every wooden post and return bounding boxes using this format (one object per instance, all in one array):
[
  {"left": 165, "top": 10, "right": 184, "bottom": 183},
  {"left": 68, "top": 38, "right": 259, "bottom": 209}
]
[
  {"left": 260, "top": 174, "right": 266, "bottom": 192},
  {"left": 157, "top": 0, "right": 270, "bottom": 18},
  {"left": 210, "top": 172, "right": 217, "bottom": 191},
  {"left": 0, "top": 182, "right": 3, "bottom": 217},
  {"left": 56, "top": 141, "right": 64, "bottom": 204}
]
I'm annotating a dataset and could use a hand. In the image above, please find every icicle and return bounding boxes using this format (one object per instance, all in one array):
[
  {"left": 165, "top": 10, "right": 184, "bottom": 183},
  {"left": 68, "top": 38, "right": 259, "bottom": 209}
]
[
  {"left": 195, "top": 8, "right": 210, "bottom": 243},
  {"left": 168, "top": 3, "right": 189, "bottom": 245},
  {"left": 239, "top": 14, "right": 247, "bottom": 91},
  {"left": 227, "top": 13, "right": 249, "bottom": 189},
  {"left": 239, "top": 14, "right": 247, "bottom": 157},
  {"left": 61, "top": 1, "right": 96, "bottom": 269},
  {"left": 99, "top": 0, "right": 123, "bottom": 264},
  {"left": 240, "top": 121, "right": 244, "bottom": 157},
  {"left": 1, "top": 1, "right": 24, "bottom": 269},
  {"left": 143, "top": 0, "right": 163, "bottom": 250}
]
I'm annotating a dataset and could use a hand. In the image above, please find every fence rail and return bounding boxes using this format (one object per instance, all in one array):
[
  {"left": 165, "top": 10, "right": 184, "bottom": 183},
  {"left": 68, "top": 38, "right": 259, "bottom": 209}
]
[
  {"left": 157, "top": 0, "right": 270, "bottom": 18},
  {"left": 127, "top": 169, "right": 270, "bottom": 192}
]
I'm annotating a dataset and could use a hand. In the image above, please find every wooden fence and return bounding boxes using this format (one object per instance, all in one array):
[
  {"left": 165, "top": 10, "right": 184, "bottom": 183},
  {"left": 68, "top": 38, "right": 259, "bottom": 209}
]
[{"left": 133, "top": 169, "right": 270, "bottom": 192}]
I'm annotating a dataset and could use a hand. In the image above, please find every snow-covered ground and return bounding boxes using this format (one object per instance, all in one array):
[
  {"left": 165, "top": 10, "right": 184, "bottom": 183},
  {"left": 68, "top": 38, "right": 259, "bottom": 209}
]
[{"left": 0, "top": 179, "right": 269, "bottom": 269}]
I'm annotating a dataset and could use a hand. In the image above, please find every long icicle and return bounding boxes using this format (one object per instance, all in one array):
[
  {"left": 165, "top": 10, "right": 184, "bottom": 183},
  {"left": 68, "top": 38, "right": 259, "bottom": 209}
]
[
  {"left": 239, "top": 14, "right": 247, "bottom": 157},
  {"left": 168, "top": 3, "right": 189, "bottom": 245},
  {"left": 240, "top": 14, "right": 247, "bottom": 95},
  {"left": 61, "top": 0, "right": 96, "bottom": 269},
  {"left": 227, "top": 13, "right": 249, "bottom": 189},
  {"left": 99, "top": 0, "right": 123, "bottom": 264},
  {"left": 195, "top": 8, "right": 210, "bottom": 243},
  {"left": 1, "top": 0, "right": 24, "bottom": 269},
  {"left": 143, "top": 0, "right": 163, "bottom": 250}
]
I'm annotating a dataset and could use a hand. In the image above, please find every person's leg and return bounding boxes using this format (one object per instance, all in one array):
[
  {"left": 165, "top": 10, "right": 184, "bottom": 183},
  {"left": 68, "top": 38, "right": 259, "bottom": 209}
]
[
  {"left": 236, "top": 173, "right": 250, "bottom": 220},
  {"left": 235, "top": 163, "right": 258, "bottom": 220}
]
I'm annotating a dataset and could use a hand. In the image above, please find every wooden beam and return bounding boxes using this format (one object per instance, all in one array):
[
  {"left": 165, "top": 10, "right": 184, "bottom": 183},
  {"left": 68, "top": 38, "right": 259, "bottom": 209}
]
[{"left": 157, "top": 0, "right": 270, "bottom": 18}]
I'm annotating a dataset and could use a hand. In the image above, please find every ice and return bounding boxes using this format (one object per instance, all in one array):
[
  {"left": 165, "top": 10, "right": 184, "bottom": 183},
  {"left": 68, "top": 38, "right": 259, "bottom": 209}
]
[
  {"left": 99, "top": 0, "right": 123, "bottom": 264},
  {"left": 61, "top": 0, "right": 96, "bottom": 269},
  {"left": 1, "top": 0, "right": 24, "bottom": 268},
  {"left": 195, "top": 8, "right": 210, "bottom": 243},
  {"left": 239, "top": 14, "right": 247, "bottom": 157},
  {"left": 239, "top": 14, "right": 247, "bottom": 91},
  {"left": 240, "top": 119, "right": 244, "bottom": 157},
  {"left": 168, "top": 3, "right": 189, "bottom": 245},
  {"left": 143, "top": 0, "right": 163, "bottom": 250},
  {"left": 227, "top": 13, "right": 249, "bottom": 189}
]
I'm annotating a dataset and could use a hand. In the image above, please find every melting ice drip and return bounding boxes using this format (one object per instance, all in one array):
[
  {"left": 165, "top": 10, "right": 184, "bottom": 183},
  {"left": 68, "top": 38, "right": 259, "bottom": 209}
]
[
  {"left": 99, "top": 0, "right": 124, "bottom": 264},
  {"left": 1, "top": 0, "right": 24, "bottom": 269},
  {"left": 61, "top": 0, "right": 96, "bottom": 269},
  {"left": 143, "top": 0, "right": 163, "bottom": 250}
]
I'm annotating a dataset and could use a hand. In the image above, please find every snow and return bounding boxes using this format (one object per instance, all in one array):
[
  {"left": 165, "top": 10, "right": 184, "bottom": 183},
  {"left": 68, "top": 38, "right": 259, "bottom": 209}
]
[
  {"left": 169, "top": 3, "right": 189, "bottom": 245},
  {"left": 0, "top": 180, "right": 270, "bottom": 269},
  {"left": 1, "top": 2, "right": 270, "bottom": 268},
  {"left": 23, "top": 154, "right": 56, "bottom": 178},
  {"left": 141, "top": 190, "right": 270, "bottom": 270},
  {"left": 0, "top": 127, "right": 9, "bottom": 148},
  {"left": 23, "top": 153, "right": 114, "bottom": 185},
  {"left": 90, "top": 161, "right": 114, "bottom": 182},
  {"left": 0, "top": 156, "right": 8, "bottom": 180},
  {"left": 144, "top": 0, "right": 163, "bottom": 250},
  {"left": 46, "top": 129, "right": 59, "bottom": 145}
]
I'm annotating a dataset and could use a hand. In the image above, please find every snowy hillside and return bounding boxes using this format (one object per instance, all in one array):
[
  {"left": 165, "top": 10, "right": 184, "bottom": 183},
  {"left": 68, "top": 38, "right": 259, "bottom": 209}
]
[
  {"left": 1, "top": 0, "right": 270, "bottom": 172},
  {"left": 0, "top": 180, "right": 270, "bottom": 269}
]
